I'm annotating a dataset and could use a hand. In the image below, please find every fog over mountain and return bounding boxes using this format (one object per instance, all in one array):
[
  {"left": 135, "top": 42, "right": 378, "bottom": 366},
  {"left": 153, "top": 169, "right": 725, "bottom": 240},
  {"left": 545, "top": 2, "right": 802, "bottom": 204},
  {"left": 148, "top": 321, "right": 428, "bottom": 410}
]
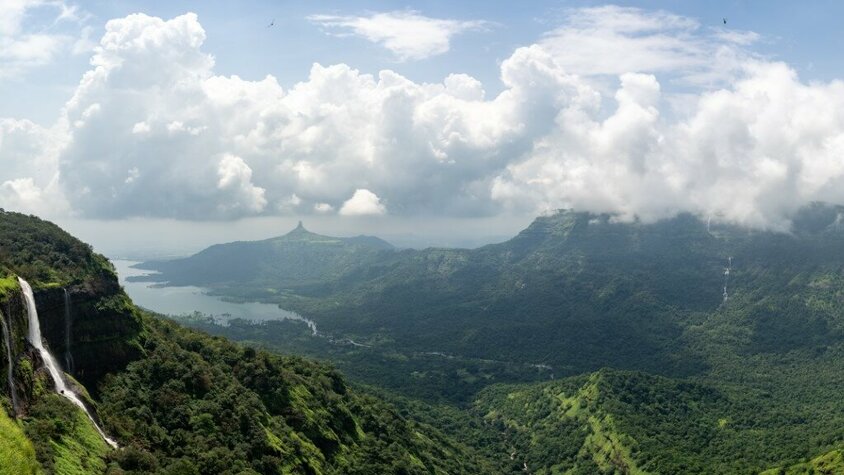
[{"left": 3, "top": 3, "right": 844, "bottom": 240}]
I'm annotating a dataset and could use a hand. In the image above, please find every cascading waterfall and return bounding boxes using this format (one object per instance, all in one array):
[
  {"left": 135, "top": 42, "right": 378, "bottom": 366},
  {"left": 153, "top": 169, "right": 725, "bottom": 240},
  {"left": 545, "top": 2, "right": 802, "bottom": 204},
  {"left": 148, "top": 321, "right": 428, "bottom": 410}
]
[
  {"left": 722, "top": 256, "right": 732, "bottom": 302},
  {"left": 0, "top": 310, "right": 20, "bottom": 414},
  {"left": 63, "top": 289, "right": 74, "bottom": 374},
  {"left": 18, "top": 278, "right": 118, "bottom": 448}
]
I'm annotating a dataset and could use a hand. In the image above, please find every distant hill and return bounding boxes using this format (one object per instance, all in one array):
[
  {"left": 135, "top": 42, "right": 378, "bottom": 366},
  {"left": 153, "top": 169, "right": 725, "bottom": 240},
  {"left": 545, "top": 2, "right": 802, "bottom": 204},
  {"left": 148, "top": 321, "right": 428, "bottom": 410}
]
[
  {"left": 135, "top": 221, "right": 394, "bottom": 290},
  {"left": 144, "top": 204, "right": 844, "bottom": 380}
]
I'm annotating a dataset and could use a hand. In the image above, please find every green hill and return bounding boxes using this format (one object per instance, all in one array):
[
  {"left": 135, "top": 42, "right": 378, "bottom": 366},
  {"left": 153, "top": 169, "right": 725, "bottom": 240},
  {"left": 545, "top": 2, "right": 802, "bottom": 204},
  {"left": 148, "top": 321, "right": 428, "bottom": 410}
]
[
  {"left": 0, "top": 210, "right": 486, "bottom": 474},
  {"left": 135, "top": 221, "right": 393, "bottom": 292}
]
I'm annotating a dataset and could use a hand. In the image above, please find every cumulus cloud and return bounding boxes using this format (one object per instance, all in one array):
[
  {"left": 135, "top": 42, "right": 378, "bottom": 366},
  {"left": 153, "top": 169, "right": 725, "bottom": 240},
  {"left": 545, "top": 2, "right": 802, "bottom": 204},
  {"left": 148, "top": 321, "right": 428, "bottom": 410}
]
[
  {"left": 339, "top": 189, "right": 386, "bottom": 216},
  {"left": 307, "top": 10, "right": 487, "bottom": 61},
  {"left": 0, "top": 0, "right": 87, "bottom": 78},
  {"left": 4, "top": 7, "right": 844, "bottom": 229},
  {"left": 216, "top": 154, "right": 267, "bottom": 214},
  {"left": 0, "top": 118, "right": 69, "bottom": 215}
]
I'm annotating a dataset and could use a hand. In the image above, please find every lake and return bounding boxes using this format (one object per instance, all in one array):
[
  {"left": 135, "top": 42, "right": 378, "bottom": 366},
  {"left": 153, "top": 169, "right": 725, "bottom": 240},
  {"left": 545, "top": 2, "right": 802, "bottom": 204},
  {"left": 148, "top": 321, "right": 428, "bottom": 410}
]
[{"left": 112, "top": 259, "right": 317, "bottom": 333}]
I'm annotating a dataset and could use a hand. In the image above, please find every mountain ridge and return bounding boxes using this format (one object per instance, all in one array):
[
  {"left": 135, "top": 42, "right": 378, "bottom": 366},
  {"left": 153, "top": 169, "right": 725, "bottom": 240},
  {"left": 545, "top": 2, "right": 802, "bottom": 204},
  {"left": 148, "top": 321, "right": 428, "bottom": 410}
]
[{"left": 133, "top": 221, "right": 394, "bottom": 290}]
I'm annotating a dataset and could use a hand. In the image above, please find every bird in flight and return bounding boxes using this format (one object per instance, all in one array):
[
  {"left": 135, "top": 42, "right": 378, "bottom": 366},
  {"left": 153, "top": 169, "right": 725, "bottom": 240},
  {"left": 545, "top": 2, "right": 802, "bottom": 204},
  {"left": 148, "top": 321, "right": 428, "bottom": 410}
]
[
  {"left": 267, "top": 18, "right": 275, "bottom": 28},
  {"left": 723, "top": 18, "right": 727, "bottom": 25}
]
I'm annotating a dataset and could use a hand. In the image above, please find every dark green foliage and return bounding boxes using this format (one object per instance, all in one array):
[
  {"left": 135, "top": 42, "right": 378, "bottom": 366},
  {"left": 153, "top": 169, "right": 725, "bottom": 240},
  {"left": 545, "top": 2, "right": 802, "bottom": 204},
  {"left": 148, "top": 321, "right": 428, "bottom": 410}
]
[
  {"left": 182, "top": 316, "right": 555, "bottom": 405},
  {"left": 0, "top": 209, "right": 114, "bottom": 288},
  {"left": 98, "top": 314, "right": 489, "bottom": 475}
]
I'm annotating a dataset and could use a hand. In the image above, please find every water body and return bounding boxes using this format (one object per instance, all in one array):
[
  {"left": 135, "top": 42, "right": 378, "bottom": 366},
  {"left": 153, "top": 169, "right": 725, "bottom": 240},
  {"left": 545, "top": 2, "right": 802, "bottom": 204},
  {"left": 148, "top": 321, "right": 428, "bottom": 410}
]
[{"left": 113, "top": 260, "right": 318, "bottom": 333}]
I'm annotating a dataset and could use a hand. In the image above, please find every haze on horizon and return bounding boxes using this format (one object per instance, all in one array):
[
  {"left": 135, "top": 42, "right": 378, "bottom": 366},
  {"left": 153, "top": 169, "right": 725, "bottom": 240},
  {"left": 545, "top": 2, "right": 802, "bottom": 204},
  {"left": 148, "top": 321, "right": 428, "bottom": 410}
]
[{"left": 2, "top": 0, "right": 844, "bottom": 256}]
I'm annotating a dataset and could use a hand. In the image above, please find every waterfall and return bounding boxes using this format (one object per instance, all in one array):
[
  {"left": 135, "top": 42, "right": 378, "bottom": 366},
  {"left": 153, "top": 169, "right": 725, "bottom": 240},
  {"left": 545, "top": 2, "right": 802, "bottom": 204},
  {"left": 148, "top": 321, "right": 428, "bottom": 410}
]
[
  {"left": 63, "top": 289, "right": 74, "bottom": 374},
  {"left": 18, "top": 278, "right": 118, "bottom": 448},
  {"left": 0, "top": 310, "right": 20, "bottom": 414},
  {"left": 722, "top": 257, "right": 733, "bottom": 303}
]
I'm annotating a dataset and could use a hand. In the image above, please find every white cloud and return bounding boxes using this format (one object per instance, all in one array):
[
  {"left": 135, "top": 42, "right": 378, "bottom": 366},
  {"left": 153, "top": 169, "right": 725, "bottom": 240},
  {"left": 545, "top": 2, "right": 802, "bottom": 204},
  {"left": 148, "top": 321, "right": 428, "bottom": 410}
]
[
  {"left": 216, "top": 154, "right": 267, "bottom": 214},
  {"left": 4, "top": 8, "right": 844, "bottom": 230},
  {"left": 0, "top": 0, "right": 87, "bottom": 78},
  {"left": 0, "top": 118, "right": 69, "bottom": 216},
  {"left": 339, "top": 189, "right": 386, "bottom": 216},
  {"left": 131, "top": 121, "right": 150, "bottom": 134},
  {"left": 539, "top": 5, "right": 758, "bottom": 86},
  {"left": 307, "top": 10, "right": 487, "bottom": 61}
]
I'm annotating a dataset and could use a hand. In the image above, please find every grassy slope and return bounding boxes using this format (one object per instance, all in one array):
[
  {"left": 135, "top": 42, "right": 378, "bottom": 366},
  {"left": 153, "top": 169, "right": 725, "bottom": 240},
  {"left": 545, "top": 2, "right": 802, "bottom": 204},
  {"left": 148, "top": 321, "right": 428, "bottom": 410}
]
[
  {"left": 761, "top": 449, "right": 844, "bottom": 475},
  {"left": 0, "top": 408, "right": 40, "bottom": 475},
  {"left": 21, "top": 391, "right": 110, "bottom": 474}
]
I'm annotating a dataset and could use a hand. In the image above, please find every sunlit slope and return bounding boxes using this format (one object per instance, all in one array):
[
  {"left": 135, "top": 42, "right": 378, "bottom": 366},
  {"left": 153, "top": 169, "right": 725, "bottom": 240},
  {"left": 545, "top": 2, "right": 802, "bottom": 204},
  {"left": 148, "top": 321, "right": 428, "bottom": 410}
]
[{"left": 475, "top": 368, "right": 844, "bottom": 474}]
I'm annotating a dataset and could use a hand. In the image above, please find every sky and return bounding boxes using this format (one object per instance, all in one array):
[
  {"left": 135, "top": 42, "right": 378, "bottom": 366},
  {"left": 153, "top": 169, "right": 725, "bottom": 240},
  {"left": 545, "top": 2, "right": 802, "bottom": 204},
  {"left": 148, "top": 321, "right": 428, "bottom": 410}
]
[{"left": 2, "top": 1, "right": 844, "bottom": 256}]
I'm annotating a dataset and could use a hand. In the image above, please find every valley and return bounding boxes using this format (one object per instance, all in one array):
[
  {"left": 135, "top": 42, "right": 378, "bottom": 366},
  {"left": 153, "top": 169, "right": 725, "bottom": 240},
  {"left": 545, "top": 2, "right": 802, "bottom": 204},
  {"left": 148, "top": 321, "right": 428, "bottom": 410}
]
[
  {"left": 110, "top": 204, "right": 844, "bottom": 473},
  {"left": 4, "top": 206, "right": 844, "bottom": 473}
]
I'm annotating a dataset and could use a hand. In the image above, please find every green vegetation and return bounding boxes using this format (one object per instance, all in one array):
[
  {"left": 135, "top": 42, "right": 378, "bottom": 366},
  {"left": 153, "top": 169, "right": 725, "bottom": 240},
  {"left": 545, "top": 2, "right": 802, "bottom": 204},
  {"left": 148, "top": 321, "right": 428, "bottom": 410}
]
[
  {"left": 0, "top": 210, "right": 115, "bottom": 288},
  {"left": 0, "top": 275, "right": 18, "bottom": 299},
  {"left": 761, "top": 449, "right": 844, "bottom": 475},
  {"left": 24, "top": 395, "right": 108, "bottom": 475},
  {"left": 0, "top": 408, "right": 40, "bottom": 475},
  {"left": 182, "top": 315, "right": 554, "bottom": 405},
  {"left": 96, "top": 313, "right": 488, "bottom": 474},
  {"left": 7, "top": 205, "right": 844, "bottom": 473}
]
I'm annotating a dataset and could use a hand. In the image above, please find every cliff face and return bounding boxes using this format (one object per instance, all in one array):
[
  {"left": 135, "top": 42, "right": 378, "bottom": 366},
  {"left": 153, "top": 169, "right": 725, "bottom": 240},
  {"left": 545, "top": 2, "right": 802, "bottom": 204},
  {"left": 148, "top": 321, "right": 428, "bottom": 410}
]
[
  {"left": 31, "top": 282, "right": 144, "bottom": 394},
  {"left": 0, "top": 209, "right": 144, "bottom": 411},
  {"left": 1, "top": 278, "right": 144, "bottom": 411},
  {"left": 1, "top": 288, "right": 30, "bottom": 414}
]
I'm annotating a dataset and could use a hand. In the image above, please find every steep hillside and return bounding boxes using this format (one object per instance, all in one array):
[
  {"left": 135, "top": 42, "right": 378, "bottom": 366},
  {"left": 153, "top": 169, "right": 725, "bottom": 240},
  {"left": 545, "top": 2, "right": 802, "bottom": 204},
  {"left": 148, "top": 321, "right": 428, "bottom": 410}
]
[
  {"left": 135, "top": 221, "right": 393, "bottom": 291},
  {"left": 96, "top": 313, "right": 489, "bottom": 474},
  {"left": 473, "top": 369, "right": 841, "bottom": 474},
  {"left": 0, "top": 210, "right": 488, "bottom": 474},
  {"left": 761, "top": 449, "right": 844, "bottom": 475}
]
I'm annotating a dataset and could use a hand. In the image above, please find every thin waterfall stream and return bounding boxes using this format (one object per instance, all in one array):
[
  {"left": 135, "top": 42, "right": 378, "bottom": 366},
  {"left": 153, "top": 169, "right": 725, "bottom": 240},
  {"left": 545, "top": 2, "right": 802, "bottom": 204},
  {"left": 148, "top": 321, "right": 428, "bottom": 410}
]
[
  {"left": 63, "top": 289, "right": 74, "bottom": 374},
  {"left": 0, "top": 310, "right": 20, "bottom": 414},
  {"left": 18, "top": 278, "right": 118, "bottom": 448},
  {"left": 722, "top": 256, "right": 732, "bottom": 303}
]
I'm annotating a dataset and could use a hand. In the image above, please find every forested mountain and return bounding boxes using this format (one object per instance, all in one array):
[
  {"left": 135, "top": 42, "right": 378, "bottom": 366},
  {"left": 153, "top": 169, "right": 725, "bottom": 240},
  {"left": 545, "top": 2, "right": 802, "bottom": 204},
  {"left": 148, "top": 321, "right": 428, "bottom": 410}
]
[
  {"left": 0, "top": 211, "right": 487, "bottom": 474},
  {"left": 145, "top": 204, "right": 844, "bottom": 377},
  {"left": 134, "top": 221, "right": 393, "bottom": 289},
  {"left": 152, "top": 203, "right": 844, "bottom": 473}
]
